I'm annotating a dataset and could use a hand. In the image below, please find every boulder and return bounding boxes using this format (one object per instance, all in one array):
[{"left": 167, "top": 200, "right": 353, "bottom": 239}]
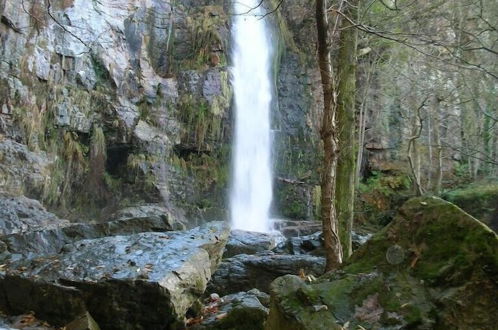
[
  {"left": 224, "top": 230, "right": 284, "bottom": 258},
  {"left": 192, "top": 289, "right": 270, "bottom": 330},
  {"left": 0, "top": 222, "right": 230, "bottom": 329},
  {"left": 208, "top": 252, "right": 325, "bottom": 296},
  {"left": 266, "top": 197, "right": 498, "bottom": 329}
]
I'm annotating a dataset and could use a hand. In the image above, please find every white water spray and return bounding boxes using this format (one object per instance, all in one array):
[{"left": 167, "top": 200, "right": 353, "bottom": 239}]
[{"left": 230, "top": 0, "right": 274, "bottom": 233}]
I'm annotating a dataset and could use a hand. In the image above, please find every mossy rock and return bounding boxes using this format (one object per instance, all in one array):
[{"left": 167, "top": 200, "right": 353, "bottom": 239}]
[
  {"left": 267, "top": 197, "right": 498, "bottom": 329},
  {"left": 442, "top": 183, "right": 498, "bottom": 230}
]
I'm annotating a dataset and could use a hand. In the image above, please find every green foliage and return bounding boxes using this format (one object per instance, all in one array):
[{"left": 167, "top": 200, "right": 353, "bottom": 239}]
[
  {"left": 356, "top": 171, "right": 411, "bottom": 226},
  {"left": 359, "top": 171, "right": 410, "bottom": 196},
  {"left": 453, "top": 162, "right": 472, "bottom": 184}
]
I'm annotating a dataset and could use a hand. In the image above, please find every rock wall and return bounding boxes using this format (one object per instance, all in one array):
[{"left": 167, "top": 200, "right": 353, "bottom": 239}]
[{"left": 0, "top": 0, "right": 232, "bottom": 223}]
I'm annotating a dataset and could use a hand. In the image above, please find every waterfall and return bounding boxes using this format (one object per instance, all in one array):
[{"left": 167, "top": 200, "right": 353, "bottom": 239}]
[{"left": 230, "top": 0, "right": 274, "bottom": 233}]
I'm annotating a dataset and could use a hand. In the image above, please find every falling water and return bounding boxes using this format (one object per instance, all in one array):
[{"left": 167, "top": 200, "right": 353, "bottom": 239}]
[{"left": 230, "top": 0, "right": 274, "bottom": 233}]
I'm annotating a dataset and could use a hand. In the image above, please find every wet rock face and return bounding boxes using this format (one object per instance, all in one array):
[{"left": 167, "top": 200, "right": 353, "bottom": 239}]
[
  {"left": 0, "top": 222, "right": 230, "bottom": 329},
  {"left": 266, "top": 197, "right": 498, "bottom": 330}
]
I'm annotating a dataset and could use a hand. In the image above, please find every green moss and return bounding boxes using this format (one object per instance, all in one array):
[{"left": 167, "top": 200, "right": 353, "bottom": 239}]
[
  {"left": 442, "top": 182, "right": 498, "bottom": 224},
  {"left": 174, "top": 6, "right": 228, "bottom": 71},
  {"left": 266, "top": 276, "right": 340, "bottom": 330},
  {"left": 91, "top": 55, "right": 112, "bottom": 87}
]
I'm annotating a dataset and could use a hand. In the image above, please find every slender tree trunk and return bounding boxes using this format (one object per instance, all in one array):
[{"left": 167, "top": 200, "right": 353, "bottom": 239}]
[
  {"left": 427, "top": 104, "right": 433, "bottom": 189},
  {"left": 434, "top": 97, "right": 443, "bottom": 195},
  {"left": 335, "top": 0, "right": 358, "bottom": 259},
  {"left": 316, "top": 0, "right": 342, "bottom": 271},
  {"left": 408, "top": 100, "right": 426, "bottom": 196}
]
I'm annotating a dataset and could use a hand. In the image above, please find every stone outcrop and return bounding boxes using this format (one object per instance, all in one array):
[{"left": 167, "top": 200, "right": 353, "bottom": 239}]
[
  {"left": 0, "top": 222, "right": 230, "bottom": 329},
  {"left": 266, "top": 197, "right": 498, "bottom": 329},
  {"left": 272, "top": 1, "right": 323, "bottom": 220}
]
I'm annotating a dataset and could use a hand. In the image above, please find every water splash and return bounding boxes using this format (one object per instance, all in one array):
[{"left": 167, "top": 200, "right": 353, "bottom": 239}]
[{"left": 230, "top": 0, "right": 274, "bottom": 233}]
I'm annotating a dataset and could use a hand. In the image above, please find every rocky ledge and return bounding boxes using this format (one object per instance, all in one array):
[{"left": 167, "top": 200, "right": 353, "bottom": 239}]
[{"left": 0, "top": 222, "right": 229, "bottom": 330}]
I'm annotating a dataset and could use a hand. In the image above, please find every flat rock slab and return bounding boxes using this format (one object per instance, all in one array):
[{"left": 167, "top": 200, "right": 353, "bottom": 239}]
[{"left": 0, "top": 222, "right": 229, "bottom": 330}]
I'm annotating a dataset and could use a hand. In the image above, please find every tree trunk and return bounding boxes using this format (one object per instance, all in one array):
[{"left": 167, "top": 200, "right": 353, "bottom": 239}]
[
  {"left": 407, "top": 100, "right": 426, "bottom": 196},
  {"left": 427, "top": 104, "right": 433, "bottom": 189},
  {"left": 335, "top": 0, "right": 358, "bottom": 259},
  {"left": 433, "top": 97, "right": 443, "bottom": 195},
  {"left": 316, "top": 0, "right": 342, "bottom": 271}
]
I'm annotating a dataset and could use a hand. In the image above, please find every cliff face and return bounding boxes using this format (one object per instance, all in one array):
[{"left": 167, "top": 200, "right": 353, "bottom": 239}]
[
  {"left": 0, "top": 0, "right": 322, "bottom": 224},
  {"left": 0, "top": 0, "right": 233, "bottom": 223}
]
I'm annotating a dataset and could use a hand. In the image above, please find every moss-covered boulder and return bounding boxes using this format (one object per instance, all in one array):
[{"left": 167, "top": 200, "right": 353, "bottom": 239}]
[
  {"left": 443, "top": 183, "right": 498, "bottom": 231},
  {"left": 266, "top": 197, "right": 498, "bottom": 330}
]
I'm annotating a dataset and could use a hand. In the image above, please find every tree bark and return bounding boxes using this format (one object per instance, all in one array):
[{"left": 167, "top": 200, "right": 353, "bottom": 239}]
[
  {"left": 316, "top": 0, "right": 342, "bottom": 271},
  {"left": 335, "top": 0, "right": 358, "bottom": 259}
]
